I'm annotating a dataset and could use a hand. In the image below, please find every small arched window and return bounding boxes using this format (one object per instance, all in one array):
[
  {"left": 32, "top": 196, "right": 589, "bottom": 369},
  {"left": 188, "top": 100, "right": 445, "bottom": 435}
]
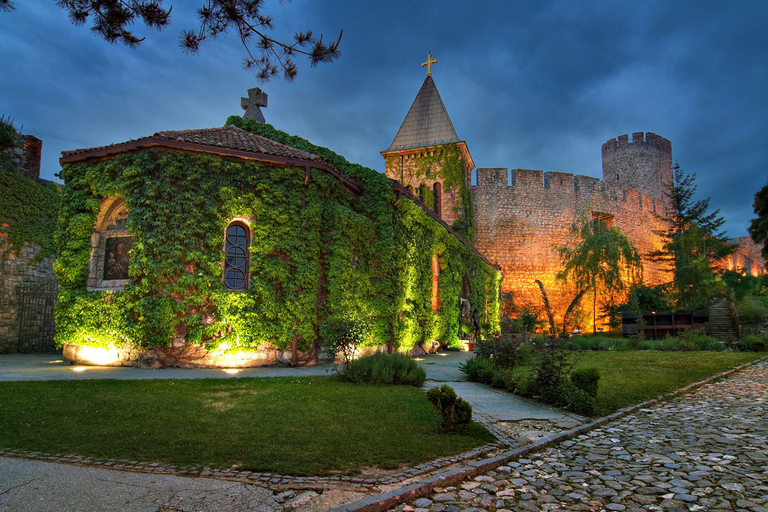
[
  {"left": 224, "top": 222, "right": 250, "bottom": 290},
  {"left": 433, "top": 182, "right": 442, "bottom": 217}
]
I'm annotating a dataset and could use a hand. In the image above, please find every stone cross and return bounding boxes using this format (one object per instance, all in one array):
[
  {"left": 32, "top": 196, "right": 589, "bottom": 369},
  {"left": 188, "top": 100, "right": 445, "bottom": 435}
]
[
  {"left": 241, "top": 87, "right": 268, "bottom": 123},
  {"left": 421, "top": 52, "right": 438, "bottom": 76}
]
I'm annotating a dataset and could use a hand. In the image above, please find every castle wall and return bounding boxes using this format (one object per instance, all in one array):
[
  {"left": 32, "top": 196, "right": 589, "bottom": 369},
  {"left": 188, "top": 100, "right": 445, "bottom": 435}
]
[
  {"left": 719, "top": 236, "right": 767, "bottom": 277},
  {"left": 472, "top": 167, "right": 671, "bottom": 329}
]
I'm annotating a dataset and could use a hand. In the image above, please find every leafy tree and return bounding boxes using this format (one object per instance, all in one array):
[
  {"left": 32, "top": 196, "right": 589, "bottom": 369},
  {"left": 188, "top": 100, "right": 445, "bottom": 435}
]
[
  {"left": 749, "top": 181, "right": 768, "bottom": 265},
  {"left": 11, "top": 1, "right": 342, "bottom": 81},
  {"left": 557, "top": 218, "right": 643, "bottom": 334},
  {"left": 651, "top": 164, "right": 733, "bottom": 309}
]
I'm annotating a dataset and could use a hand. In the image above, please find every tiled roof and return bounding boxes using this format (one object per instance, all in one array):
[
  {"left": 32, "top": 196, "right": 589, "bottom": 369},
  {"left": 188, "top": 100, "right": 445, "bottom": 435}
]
[
  {"left": 153, "top": 126, "right": 320, "bottom": 161},
  {"left": 61, "top": 125, "right": 321, "bottom": 163},
  {"left": 387, "top": 75, "right": 460, "bottom": 151}
]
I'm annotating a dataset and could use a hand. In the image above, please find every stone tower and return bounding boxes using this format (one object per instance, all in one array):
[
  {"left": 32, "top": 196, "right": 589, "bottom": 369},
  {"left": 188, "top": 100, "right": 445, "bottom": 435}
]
[
  {"left": 601, "top": 132, "right": 673, "bottom": 200},
  {"left": 381, "top": 74, "right": 474, "bottom": 226}
]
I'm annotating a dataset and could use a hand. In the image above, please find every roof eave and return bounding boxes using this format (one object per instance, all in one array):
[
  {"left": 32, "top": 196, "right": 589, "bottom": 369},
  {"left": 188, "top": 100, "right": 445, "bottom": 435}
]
[{"left": 60, "top": 137, "right": 363, "bottom": 195}]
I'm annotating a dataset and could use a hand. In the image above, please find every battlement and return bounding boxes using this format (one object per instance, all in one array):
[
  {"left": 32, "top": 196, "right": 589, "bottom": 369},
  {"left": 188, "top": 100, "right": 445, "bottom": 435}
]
[
  {"left": 602, "top": 132, "right": 671, "bottom": 155},
  {"left": 474, "top": 166, "right": 666, "bottom": 217}
]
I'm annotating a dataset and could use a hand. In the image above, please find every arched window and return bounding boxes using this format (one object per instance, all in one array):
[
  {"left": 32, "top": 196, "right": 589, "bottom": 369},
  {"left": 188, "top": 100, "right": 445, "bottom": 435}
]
[{"left": 224, "top": 222, "right": 250, "bottom": 290}]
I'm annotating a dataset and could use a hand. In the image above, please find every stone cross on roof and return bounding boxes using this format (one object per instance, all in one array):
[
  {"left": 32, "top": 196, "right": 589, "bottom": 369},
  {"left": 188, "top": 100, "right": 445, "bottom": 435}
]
[{"left": 241, "top": 87, "right": 268, "bottom": 123}]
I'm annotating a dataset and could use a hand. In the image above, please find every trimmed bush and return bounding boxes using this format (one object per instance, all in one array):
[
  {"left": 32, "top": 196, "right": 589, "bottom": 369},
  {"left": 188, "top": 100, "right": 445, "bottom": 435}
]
[
  {"left": 570, "top": 367, "right": 600, "bottom": 398},
  {"left": 339, "top": 352, "right": 426, "bottom": 386},
  {"left": 426, "top": 384, "right": 473, "bottom": 432}
]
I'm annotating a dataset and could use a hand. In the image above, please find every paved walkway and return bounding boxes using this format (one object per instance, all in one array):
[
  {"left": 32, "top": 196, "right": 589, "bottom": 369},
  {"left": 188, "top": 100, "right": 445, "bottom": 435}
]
[
  {"left": 0, "top": 351, "right": 579, "bottom": 512},
  {"left": 384, "top": 360, "right": 768, "bottom": 512}
]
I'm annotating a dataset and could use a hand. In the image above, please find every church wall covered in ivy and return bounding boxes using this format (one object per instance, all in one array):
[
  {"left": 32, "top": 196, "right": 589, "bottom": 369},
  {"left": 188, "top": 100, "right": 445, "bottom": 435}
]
[{"left": 55, "top": 120, "right": 501, "bottom": 367}]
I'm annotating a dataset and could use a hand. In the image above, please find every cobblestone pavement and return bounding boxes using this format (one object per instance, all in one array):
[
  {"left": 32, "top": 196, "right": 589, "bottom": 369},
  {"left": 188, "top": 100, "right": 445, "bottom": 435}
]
[{"left": 388, "top": 360, "right": 768, "bottom": 512}]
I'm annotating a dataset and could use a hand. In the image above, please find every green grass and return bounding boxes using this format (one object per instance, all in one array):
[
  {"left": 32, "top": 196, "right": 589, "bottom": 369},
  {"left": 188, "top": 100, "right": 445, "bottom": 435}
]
[
  {"left": 572, "top": 351, "right": 764, "bottom": 415},
  {"left": 0, "top": 377, "right": 493, "bottom": 475}
]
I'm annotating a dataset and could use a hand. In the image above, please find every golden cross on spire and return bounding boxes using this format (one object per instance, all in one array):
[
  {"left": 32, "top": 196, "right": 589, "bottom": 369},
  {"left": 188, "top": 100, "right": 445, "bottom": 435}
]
[{"left": 421, "top": 52, "right": 438, "bottom": 76}]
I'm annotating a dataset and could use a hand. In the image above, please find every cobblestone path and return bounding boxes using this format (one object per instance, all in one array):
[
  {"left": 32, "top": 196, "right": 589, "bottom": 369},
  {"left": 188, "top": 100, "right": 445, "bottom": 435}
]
[{"left": 390, "top": 360, "right": 768, "bottom": 512}]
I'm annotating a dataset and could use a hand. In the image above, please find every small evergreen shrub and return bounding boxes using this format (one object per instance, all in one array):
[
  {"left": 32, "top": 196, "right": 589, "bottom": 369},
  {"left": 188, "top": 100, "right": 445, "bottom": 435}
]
[
  {"left": 741, "top": 335, "right": 767, "bottom": 352},
  {"left": 570, "top": 367, "right": 600, "bottom": 398},
  {"left": 339, "top": 352, "right": 426, "bottom": 386},
  {"left": 426, "top": 384, "right": 473, "bottom": 432},
  {"left": 542, "top": 381, "right": 595, "bottom": 416}
]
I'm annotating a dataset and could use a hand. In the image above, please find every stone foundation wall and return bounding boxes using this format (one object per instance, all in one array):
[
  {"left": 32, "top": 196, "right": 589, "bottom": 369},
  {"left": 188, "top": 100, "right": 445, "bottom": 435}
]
[
  {"left": 0, "top": 236, "right": 57, "bottom": 353},
  {"left": 62, "top": 342, "right": 317, "bottom": 368}
]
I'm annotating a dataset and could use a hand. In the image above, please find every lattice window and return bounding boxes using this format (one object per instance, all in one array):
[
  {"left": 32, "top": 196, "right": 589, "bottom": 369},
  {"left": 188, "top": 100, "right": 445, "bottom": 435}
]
[{"left": 224, "top": 222, "right": 250, "bottom": 291}]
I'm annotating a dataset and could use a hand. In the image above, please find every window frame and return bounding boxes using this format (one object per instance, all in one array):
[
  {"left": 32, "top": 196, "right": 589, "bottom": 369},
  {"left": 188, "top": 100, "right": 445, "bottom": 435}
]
[{"left": 223, "top": 221, "right": 251, "bottom": 291}]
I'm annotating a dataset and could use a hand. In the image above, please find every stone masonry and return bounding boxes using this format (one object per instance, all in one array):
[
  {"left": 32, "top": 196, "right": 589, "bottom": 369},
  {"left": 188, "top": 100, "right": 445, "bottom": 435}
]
[
  {"left": 0, "top": 136, "right": 57, "bottom": 353},
  {"left": 472, "top": 133, "right": 672, "bottom": 320},
  {"left": 0, "top": 234, "right": 57, "bottom": 353}
]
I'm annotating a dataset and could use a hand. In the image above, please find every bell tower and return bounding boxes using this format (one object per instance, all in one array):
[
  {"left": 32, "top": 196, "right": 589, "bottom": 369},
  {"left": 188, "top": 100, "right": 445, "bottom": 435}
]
[{"left": 381, "top": 53, "right": 474, "bottom": 227}]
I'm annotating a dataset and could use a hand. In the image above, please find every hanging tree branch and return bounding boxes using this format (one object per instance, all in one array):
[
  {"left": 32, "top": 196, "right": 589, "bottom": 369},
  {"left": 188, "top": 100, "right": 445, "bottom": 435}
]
[{"left": 52, "top": 0, "right": 342, "bottom": 82}]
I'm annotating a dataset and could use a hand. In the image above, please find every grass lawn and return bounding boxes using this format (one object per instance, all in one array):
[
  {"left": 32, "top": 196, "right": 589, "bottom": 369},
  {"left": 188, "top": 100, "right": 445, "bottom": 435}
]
[
  {"left": 571, "top": 351, "right": 765, "bottom": 415},
  {"left": 0, "top": 376, "right": 494, "bottom": 476}
]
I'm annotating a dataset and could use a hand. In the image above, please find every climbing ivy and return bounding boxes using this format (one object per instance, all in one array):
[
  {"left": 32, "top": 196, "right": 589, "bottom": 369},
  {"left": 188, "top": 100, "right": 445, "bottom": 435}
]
[
  {"left": 384, "top": 144, "right": 475, "bottom": 243},
  {"left": 54, "top": 118, "right": 501, "bottom": 356},
  {"left": 0, "top": 117, "right": 60, "bottom": 261}
]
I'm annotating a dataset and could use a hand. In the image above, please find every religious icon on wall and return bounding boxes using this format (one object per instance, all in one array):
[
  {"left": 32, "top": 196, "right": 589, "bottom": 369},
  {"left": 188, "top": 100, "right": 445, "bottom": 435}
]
[{"left": 103, "top": 237, "right": 132, "bottom": 280}]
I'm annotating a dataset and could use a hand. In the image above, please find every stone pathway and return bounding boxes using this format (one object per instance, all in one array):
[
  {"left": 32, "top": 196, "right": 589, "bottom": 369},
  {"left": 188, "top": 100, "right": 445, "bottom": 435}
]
[{"left": 385, "top": 360, "right": 768, "bottom": 512}]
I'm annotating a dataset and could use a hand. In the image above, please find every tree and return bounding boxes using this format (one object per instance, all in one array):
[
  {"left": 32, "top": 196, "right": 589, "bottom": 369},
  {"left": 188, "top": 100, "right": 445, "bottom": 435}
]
[
  {"left": 749, "top": 181, "right": 768, "bottom": 265},
  {"left": 11, "top": 1, "right": 342, "bottom": 82},
  {"left": 557, "top": 218, "right": 643, "bottom": 334},
  {"left": 651, "top": 164, "right": 733, "bottom": 309}
]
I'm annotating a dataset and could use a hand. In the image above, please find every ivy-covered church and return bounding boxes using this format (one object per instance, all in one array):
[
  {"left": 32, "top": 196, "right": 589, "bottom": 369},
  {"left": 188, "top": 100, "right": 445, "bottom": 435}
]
[{"left": 56, "top": 89, "right": 502, "bottom": 367}]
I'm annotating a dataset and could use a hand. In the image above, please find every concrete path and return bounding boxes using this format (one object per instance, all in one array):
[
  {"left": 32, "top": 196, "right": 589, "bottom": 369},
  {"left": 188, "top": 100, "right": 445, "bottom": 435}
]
[
  {"left": 418, "top": 351, "right": 584, "bottom": 427},
  {"left": 0, "top": 350, "right": 581, "bottom": 511},
  {"left": 0, "top": 456, "right": 280, "bottom": 512}
]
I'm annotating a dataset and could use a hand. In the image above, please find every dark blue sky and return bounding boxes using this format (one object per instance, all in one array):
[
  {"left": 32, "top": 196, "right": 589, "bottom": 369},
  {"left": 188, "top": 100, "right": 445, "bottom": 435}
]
[{"left": 2, "top": 0, "right": 766, "bottom": 237}]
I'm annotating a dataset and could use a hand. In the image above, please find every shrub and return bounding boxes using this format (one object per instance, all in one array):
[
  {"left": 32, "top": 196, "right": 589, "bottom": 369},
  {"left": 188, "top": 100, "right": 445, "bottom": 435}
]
[
  {"left": 531, "top": 338, "right": 575, "bottom": 391},
  {"left": 680, "top": 330, "right": 722, "bottom": 351},
  {"left": 339, "top": 352, "right": 426, "bottom": 386},
  {"left": 570, "top": 367, "right": 600, "bottom": 398},
  {"left": 458, "top": 355, "right": 496, "bottom": 383},
  {"left": 321, "top": 317, "right": 369, "bottom": 368},
  {"left": 542, "top": 381, "right": 595, "bottom": 416},
  {"left": 509, "top": 373, "right": 533, "bottom": 397},
  {"left": 736, "top": 296, "right": 768, "bottom": 325},
  {"left": 476, "top": 333, "right": 527, "bottom": 369},
  {"left": 426, "top": 384, "right": 473, "bottom": 432},
  {"left": 741, "top": 334, "right": 767, "bottom": 352}
]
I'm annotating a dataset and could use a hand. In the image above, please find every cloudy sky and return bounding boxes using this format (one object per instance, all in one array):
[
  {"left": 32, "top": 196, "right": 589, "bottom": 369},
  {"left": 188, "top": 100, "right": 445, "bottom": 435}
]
[{"left": 2, "top": 1, "right": 766, "bottom": 237}]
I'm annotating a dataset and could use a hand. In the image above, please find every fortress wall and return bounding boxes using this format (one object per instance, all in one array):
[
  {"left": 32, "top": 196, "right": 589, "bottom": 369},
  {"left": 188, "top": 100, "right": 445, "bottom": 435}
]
[
  {"left": 473, "top": 167, "right": 671, "bottom": 326},
  {"left": 717, "top": 236, "right": 767, "bottom": 277}
]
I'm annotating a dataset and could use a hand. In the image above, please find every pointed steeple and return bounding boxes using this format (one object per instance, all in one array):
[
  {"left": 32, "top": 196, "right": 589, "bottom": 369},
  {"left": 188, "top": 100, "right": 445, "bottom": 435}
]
[{"left": 387, "top": 75, "right": 460, "bottom": 151}]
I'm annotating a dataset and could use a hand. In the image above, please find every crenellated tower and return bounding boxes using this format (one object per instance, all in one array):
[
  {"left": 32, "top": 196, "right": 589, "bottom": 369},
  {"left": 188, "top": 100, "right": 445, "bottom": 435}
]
[{"left": 602, "top": 132, "right": 673, "bottom": 200}]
